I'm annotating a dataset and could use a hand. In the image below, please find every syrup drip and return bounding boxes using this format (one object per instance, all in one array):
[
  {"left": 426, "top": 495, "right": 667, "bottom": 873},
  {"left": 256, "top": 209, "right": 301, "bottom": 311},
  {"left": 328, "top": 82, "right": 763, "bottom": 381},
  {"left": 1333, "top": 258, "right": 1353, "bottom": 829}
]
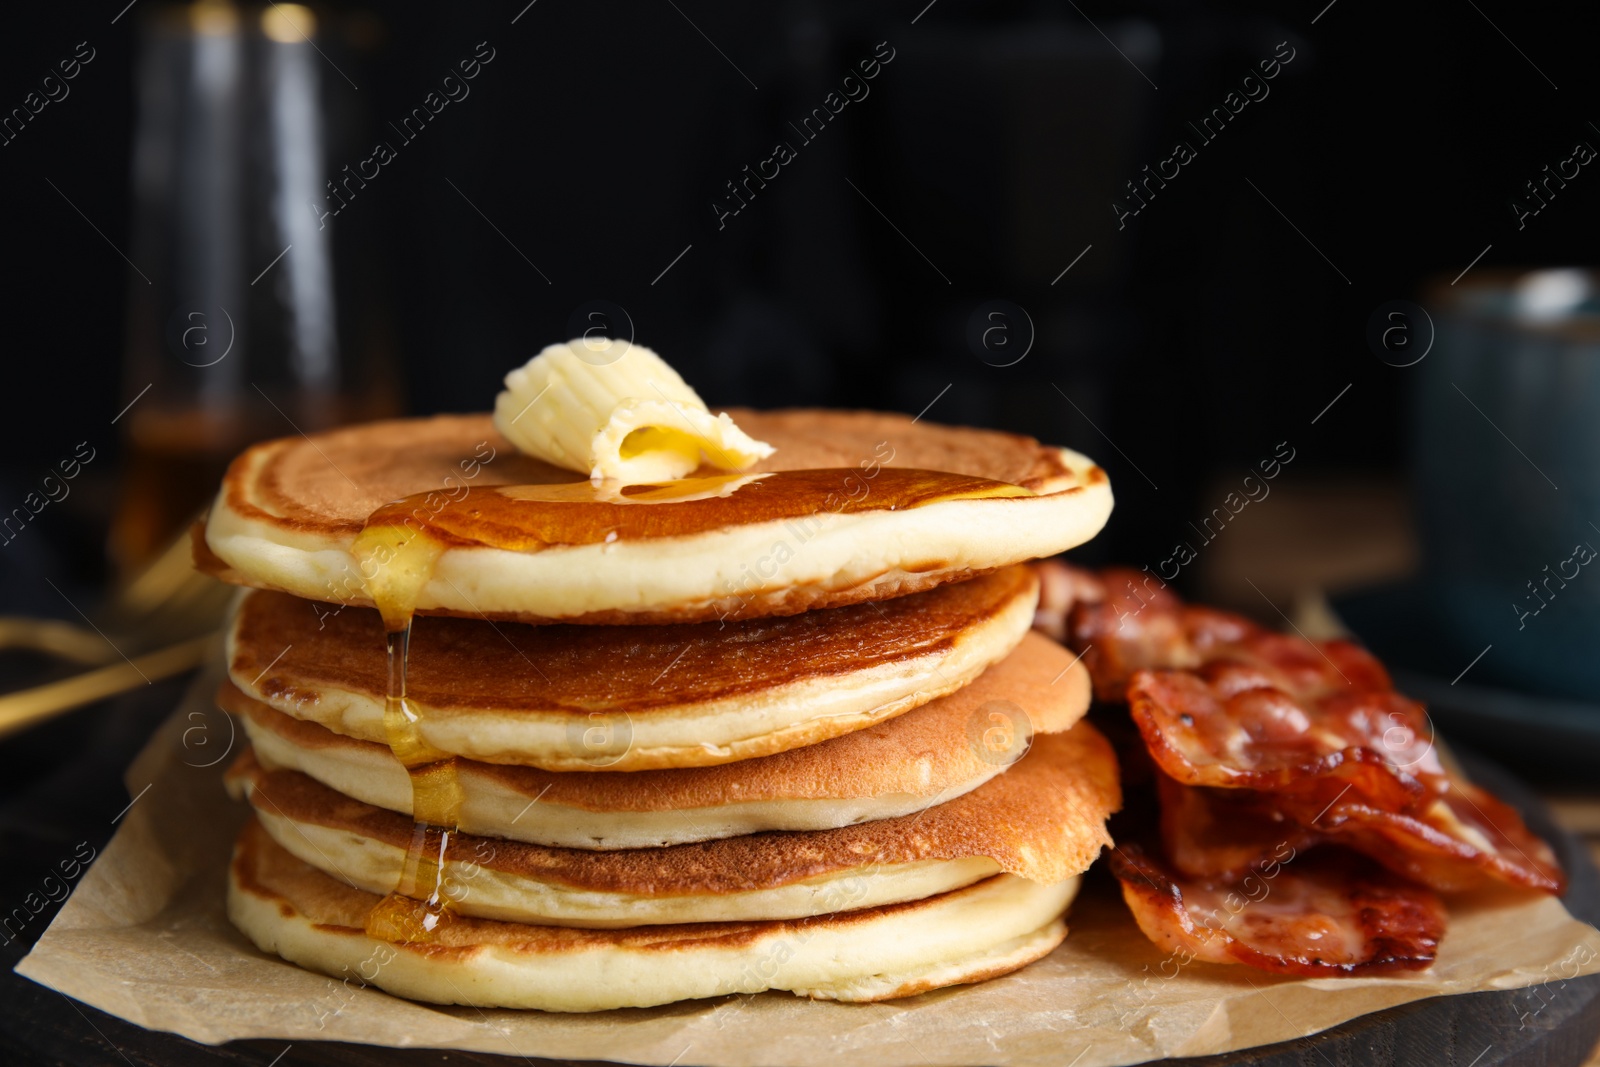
[
  {"left": 352, "top": 523, "right": 461, "bottom": 943},
  {"left": 349, "top": 466, "right": 1033, "bottom": 943}
]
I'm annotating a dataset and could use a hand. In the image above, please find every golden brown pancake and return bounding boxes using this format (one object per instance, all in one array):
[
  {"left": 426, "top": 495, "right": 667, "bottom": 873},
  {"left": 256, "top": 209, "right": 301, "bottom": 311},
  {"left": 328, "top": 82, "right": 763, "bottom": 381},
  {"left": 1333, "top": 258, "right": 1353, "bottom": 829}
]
[
  {"left": 228, "top": 819, "right": 1079, "bottom": 1010},
  {"left": 233, "top": 630, "right": 1093, "bottom": 847},
  {"left": 199, "top": 410, "right": 1112, "bottom": 624},
  {"left": 225, "top": 718, "right": 1118, "bottom": 927},
  {"left": 225, "top": 569, "right": 1043, "bottom": 771}
]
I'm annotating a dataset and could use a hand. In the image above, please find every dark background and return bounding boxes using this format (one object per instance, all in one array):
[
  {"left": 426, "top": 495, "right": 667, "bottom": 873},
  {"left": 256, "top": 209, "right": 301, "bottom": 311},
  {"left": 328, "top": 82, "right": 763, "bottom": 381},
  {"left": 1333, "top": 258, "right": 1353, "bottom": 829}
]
[
  {"left": 0, "top": 0, "right": 1595, "bottom": 599},
  {"left": 1, "top": 5, "right": 1599, "bottom": 1061}
]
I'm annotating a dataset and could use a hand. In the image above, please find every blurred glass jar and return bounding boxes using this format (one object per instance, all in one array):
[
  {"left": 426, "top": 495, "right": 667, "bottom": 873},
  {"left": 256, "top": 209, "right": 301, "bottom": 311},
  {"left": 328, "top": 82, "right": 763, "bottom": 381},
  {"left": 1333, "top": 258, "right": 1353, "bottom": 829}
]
[
  {"left": 112, "top": 0, "right": 395, "bottom": 578},
  {"left": 1413, "top": 268, "right": 1600, "bottom": 700}
]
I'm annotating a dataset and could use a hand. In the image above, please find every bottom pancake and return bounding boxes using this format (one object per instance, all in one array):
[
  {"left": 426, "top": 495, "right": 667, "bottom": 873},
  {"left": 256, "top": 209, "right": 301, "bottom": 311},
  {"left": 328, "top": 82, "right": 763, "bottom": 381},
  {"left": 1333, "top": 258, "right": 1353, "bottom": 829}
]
[{"left": 228, "top": 819, "right": 1077, "bottom": 1012}]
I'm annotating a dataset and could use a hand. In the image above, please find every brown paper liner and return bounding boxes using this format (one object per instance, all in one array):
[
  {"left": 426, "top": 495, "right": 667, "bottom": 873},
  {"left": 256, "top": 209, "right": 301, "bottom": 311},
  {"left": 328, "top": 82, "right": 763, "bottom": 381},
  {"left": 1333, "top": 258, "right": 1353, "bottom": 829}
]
[{"left": 16, "top": 667, "right": 1600, "bottom": 1066}]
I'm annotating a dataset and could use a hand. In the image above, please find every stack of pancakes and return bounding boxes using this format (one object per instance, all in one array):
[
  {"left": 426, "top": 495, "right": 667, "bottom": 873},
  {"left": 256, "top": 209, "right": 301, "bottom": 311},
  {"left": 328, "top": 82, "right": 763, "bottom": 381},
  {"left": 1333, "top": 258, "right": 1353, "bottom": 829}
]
[{"left": 198, "top": 409, "right": 1120, "bottom": 1011}]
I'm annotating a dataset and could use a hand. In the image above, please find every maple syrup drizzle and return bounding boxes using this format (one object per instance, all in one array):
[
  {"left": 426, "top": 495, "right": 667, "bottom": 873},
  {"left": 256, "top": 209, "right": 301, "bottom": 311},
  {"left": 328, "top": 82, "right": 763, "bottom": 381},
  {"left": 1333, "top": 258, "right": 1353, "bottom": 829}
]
[
  {"left": 351, "top": 524, "right": 461, "bottom": 943},
  {"left": 349, "top": 466, "right": 1032, "bottom": 943},
  {"left": 359, "top": 468, "right": 1035, "bottom": 552}
]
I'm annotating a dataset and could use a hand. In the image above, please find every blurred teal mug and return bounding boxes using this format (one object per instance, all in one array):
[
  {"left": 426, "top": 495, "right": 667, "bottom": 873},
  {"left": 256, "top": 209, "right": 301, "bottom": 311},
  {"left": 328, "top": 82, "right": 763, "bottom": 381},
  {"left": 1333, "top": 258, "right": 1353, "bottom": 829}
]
[{"left": 1412, "top": 268, "right": 1600, "bottom": 701}]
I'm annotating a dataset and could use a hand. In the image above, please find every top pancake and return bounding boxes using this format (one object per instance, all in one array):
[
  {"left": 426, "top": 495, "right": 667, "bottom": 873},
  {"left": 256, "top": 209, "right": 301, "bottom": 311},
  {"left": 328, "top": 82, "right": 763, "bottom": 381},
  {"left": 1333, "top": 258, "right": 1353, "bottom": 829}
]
[{"left": 198, "top": 409, "right": 1112, "bottom": 624}]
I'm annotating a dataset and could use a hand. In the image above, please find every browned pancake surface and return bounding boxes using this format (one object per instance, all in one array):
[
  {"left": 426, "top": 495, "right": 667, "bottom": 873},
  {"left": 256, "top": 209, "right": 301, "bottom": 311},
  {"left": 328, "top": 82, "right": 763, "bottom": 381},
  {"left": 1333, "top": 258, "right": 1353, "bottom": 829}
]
[
  {"left": 231, "top": 567, "right": 1034, "bottom": 718},
  {"left": 228, "top": 718, "right": 1121, "bottom": 893},
  {"left": 741, "top": 409, "right": 1075, "bottom": 488},
  {"left": 213, "top": 409, "right": 1084, "bottom": 539},
  {"left": 233, "top": 818, "right": 1026, "bottom": 956},
  {"left": 228, "top": 630, "right": 1091, "bottom": 811}
]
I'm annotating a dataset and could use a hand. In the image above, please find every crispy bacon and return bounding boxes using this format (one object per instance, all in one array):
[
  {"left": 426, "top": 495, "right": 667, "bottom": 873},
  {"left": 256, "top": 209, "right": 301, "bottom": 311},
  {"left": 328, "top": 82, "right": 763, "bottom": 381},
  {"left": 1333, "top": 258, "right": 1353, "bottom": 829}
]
[
  {"left": 1055, "top": 566, "right": 1443, "bottom": 810},
  {"left": 1031, "top": 559, "right": 1107, "bottom": 645},
  {"left": 1109, "top": 843, "right": 1446, "bottom": 977},
  {"left": 1157, "top": 776, "right": 1321, "bottom": 881},
  {"left": 1040, "top": 564, "right": 1567, "bottom": 918},
  {"left": 1152, "top": 761, "right": 1557, "bottom": 892},
  {"left": 1061, "top": 566, "right": 1193, "bottom": 703},
  {"left": 1128, "top": 668, "right": 1440, "bottom": 813},
  {"left": 1028, "top": 564, "right": 1572, "bottom": 979},
  {"left": 1280, "top": 781, "right": 1566, "bottom": 894},
  {"left": 1062, "top": 566, "right": 1393, "bottom": 701}
]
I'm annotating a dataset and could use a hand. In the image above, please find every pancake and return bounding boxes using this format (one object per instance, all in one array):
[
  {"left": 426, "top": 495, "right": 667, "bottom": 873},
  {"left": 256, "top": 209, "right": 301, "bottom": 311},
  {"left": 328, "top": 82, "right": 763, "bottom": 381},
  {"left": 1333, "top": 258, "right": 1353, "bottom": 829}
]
[
  {"left": 228, "top": 819, "right": 1078, "bottom": 1010},
  {"left": 224, "top": 567, "right": 1041, "bottom": 771},
  {"left": 224, "top": 720, "right": 1120, "bottom": 927},
  {"left": 232, "top": 631, "right": 1093, "bottom": 847},
  {"left": 198, "top": 409, "right": 1112, "bottom": 624}
]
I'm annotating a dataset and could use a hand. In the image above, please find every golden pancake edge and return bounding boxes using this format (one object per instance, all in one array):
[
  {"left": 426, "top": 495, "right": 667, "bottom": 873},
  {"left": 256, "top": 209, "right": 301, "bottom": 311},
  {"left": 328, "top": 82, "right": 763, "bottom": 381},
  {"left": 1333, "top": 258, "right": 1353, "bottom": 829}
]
[{"left": 199, "top": 409, "right": 1112, "bottom": 624}]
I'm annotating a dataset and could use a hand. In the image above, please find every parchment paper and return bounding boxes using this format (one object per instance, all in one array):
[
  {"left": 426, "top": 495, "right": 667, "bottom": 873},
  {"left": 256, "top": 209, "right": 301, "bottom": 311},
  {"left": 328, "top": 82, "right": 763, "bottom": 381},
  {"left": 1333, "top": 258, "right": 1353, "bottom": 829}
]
[{"left": 17, "top": 667, "right": 1600, "bottom": 1066}]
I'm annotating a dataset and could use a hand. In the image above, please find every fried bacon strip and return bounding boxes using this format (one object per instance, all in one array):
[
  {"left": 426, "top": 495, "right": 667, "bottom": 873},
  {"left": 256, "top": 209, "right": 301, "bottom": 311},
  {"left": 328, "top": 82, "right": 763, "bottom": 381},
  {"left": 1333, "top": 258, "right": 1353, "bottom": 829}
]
[
  {"left": 1031, "top": 560, "right": 1568, "bottom": 979},
  {"left": 1032, "top": 560, "right": 1567, "bottom": 907},
  {"left": 1155, "top": 770, "right": 1562, "bottom": 893},
  {"left": 1041, "top": 564, "right": 1397, "bottom": 702},
  {"left": 1156, "top": 776, "right": 1321, "bottom": 881},
  {"left": 1279, "top": 782, "right": 1566, "bottom": 894},
  {"left": 1123, "top": 656, "right": 1564, "bottom": 894},
  {"left": 1040, "top": 564, "right": 1390, "bottom": 691},
  {"left": 1109, "top": 843, "right": 1446, "bottom": 977},
  {"left": 1128, "top": 667, "right": 1440, "bottom": 813},
  {"left": 1031, "top": 559, "right": 1108, "bottom": 645}
]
